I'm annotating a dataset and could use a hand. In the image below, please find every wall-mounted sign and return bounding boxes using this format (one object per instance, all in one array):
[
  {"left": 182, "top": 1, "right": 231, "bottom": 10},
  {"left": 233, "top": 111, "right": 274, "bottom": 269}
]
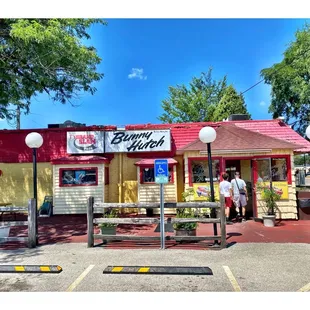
[
  {"left": 105, "top": 130, "right": 171, "bottom": 153},
  {"left": 192, "top": 183, "right": 220, "bottom": 201},
  {"left": 257, "top": 181, "right": 289, "bottom": 200},
  {"left": 67, "top": 131, "right": 104, "bottom": 154}
]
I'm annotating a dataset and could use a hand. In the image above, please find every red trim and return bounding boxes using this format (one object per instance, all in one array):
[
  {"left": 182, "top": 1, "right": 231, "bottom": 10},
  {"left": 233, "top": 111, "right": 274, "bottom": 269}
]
[
  {"left": 59, "top": 167, "right": 98, "bottom": 187},
  {"left": 52, "top": 160, "right": 108, "bottom": 165},
  {"left": 104, "top": 167, "right": 109, "bottom": 185},
  {"left": 188, "top": 156, "right": 222, "bottom": 186},
  {"left": 223, "top": 154, "right": 292, "bottom": 185},
  {"left": 139, "top": 165, "right": 175, "bottom": 184}
]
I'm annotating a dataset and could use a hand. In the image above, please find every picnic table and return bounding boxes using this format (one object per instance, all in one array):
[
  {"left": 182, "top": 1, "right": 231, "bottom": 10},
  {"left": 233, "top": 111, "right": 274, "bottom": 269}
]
[{"left": 0, "top": 204, "right": 27, "bottom": 220}]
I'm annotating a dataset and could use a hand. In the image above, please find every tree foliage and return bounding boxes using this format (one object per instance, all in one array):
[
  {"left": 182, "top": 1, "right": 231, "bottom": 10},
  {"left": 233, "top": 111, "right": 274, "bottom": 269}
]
[
  {"left": 212, "top": 85, "right": 250, "bottom": 121},
  {"left": 158, "top": 68, "right": 250, "bottom": 123},
  {"left": 261, "top": 23, "right": 310, "bottom": 135},
  {"left": 0, "top": 18, "right": 106, "bottom": 121}
]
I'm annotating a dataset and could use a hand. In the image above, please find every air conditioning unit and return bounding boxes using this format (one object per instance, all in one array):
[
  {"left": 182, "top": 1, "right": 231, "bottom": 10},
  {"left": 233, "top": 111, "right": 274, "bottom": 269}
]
[{"left": 228, "top": 114, "right": 250, "bottom": 121}]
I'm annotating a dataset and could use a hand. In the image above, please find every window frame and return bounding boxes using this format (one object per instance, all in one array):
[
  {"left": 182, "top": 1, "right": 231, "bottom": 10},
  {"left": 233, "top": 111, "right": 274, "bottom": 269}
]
[
  {"left": 139, "top": 165, "right": 175, "bottom": 184},
  {"left": 59, "top": 167, "right": 98, "bottom": 187},
  {"left": 188, "top": 157, "right": 222, "bottom": 186}
]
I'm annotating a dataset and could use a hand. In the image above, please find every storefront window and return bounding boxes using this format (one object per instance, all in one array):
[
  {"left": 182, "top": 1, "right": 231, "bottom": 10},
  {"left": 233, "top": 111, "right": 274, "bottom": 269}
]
[
  {"left": 60, "top": 168, "right": 98, "bottom": 186},
  {"left": 190, "top": 159, "right": 220, "bottom": 183},
  {"left": 257, "top": 158, "right": 287, "bottom": 182},
  {"left": 141, "top": 167, "right": 173, "bottom": 183}
]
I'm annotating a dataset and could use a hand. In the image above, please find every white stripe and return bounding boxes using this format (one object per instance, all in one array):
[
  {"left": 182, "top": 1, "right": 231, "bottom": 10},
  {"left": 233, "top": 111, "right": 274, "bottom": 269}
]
[
  {"left": 66, "top": 265, "right": 95, "bottom": 292},
  {"left": 223, "top": 266, "right": 242, "bottom": 292}
]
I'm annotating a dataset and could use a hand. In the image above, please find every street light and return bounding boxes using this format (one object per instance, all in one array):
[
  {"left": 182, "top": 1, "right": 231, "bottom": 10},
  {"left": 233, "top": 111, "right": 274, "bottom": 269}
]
[
  {"left": 199, "top": 126, "right": 218, "bottom": 245},
  {"left": 306, "top": 125, "right": 310, "bottom": 139},
  {"left": 25, "top": 132, "right": 43, "bottom": 245}
]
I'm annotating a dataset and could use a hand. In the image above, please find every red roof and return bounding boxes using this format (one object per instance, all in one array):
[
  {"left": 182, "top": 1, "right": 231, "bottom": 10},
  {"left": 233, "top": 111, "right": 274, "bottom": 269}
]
[
  {"left": 134, "top": 158, "right": 178, "bottom": 165},
  {"left": 0, "top": 119, "right": 309, "bottom": 164},
  {"left": 181, "top": 124, "right": 302, "bottom": 152}
]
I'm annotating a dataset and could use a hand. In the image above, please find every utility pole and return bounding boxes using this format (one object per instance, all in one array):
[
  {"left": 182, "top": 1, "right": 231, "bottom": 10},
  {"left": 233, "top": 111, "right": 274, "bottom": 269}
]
[{"left": 16, "top": 106, "right": 20, "bottom": 129}]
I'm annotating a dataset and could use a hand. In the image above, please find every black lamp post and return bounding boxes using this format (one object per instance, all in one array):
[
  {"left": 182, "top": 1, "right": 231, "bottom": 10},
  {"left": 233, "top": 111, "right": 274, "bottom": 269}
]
[
  {"left": 199, "top": 126, "right": 218, "bottom": 245},
  {"left": 25, "top": 132, "right": 43, "bottom": 245}
]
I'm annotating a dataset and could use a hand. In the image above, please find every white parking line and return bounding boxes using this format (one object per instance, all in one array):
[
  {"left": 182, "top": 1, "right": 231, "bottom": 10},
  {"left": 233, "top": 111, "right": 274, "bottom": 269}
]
[
  {"left": 66, "top": 265, "right": 95, "bottom": 292},
  {"left": 298, "top": 282, "right": 310, "bottom": 292},
  {"left": 223, "top": 266, "right": 242, "bottom": 292}
]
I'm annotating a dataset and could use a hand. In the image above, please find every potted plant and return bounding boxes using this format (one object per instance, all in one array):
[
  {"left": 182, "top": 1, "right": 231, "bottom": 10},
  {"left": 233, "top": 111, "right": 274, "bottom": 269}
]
[
  {"left": 260, "top": 185, "right": 281, "bottom": 227},
  {"left": 173, "top": 207, "right": 198, "bottom": 236},
  {"left": 98, "top": 208, "right": 119, "bottom": 235}
]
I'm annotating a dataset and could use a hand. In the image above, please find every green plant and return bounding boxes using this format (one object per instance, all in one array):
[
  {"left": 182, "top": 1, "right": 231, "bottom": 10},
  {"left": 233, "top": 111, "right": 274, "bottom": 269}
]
[
  {"left": 259, "top": 185, "right": 281, "bottom": 215},
  {"left": 98, "top": 208, "right": 119, "bottom": 228},
  {"left": 173, "top": 208, "right": 198, "bottom": 231}
]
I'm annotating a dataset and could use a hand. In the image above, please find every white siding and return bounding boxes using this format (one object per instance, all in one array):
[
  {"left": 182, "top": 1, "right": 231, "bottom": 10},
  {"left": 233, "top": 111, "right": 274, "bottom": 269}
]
[
  {"left": 138, "top": 166, "right": 177, "bottom": 214},
  {"left": 53, "top": 163, "right": 105, "bottom": 214}
]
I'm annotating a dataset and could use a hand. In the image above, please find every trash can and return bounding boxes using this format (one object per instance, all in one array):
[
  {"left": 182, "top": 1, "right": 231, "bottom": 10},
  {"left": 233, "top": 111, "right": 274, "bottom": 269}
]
[{"left": 297, "top": 199, "right": 310, "bottom": 220}]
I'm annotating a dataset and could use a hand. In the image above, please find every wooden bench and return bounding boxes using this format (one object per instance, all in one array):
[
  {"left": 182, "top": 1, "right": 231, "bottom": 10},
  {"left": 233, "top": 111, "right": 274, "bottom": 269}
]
[{"left": 0, "top": 205, "right": 27, "bottom": 220}]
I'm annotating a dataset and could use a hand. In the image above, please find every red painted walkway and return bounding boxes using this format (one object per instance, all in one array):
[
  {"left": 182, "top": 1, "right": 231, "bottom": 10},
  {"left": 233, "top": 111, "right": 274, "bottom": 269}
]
[{"left": 1, "top": 214, "right": 309, "bottom": 250}]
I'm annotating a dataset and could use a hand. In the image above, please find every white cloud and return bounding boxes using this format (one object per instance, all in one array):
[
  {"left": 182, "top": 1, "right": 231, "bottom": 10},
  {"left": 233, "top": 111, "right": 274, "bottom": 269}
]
[
  {"left": 259, "top": 101, "right": 266, "bottom": 106},
  {"left": 128, "top": 68, "right": 147, "bottom": 80}
]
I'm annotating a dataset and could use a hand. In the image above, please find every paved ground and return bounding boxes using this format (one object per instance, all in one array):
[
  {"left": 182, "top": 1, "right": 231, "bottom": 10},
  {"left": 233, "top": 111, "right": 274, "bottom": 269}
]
[{"left": 0, "top": 243, "right": 309, "bottom": 292}]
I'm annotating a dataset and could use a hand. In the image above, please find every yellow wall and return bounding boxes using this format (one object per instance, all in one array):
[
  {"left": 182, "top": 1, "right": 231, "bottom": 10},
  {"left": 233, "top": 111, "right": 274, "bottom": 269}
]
[
  {"left": 0, "top": 163, "right": 53, "bottom": 208},
  {"left": 240, "top": 160, "right": 251, "bottom": 182}
]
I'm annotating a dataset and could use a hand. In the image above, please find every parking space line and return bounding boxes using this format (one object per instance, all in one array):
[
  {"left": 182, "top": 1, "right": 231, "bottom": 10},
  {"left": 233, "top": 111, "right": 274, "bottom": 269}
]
[
  {"left": 66, "top": 265, "right": 95, "bottom": 292},
  {"left": 223, "top": 266, "right": 242, "bottom": 292},
  {"left": 297, "top": 282, "right": 310, "bottom": 292}
]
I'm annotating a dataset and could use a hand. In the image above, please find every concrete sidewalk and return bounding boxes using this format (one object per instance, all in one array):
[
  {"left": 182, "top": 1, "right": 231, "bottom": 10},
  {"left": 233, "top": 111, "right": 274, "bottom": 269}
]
[{"left": 0, "top": 243, "right": 310, "bottom": 292}]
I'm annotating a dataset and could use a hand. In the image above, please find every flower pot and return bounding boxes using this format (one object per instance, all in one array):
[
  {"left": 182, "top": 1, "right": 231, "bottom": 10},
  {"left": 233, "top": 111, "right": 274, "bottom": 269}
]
[
  {"left": 0, "top": 226, "right": 10, "bottom": 243},
  {"left": 174, "top": 229, "right": 197, "bottom": 237},
  {"left": 100, "top": 226, "right": 117, "bottom": 235},
  {"left": 263, "top": 215, "right": 276, "bottom": 227}
]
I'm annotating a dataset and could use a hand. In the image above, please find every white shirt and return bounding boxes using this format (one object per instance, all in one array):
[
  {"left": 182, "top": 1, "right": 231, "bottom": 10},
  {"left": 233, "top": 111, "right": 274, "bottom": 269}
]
[
  {"left": 219, "top": 180, "right": 232, "bottom": 197},
  {"left": 231, "top": 178, "right": 246, "bottom": 196}
]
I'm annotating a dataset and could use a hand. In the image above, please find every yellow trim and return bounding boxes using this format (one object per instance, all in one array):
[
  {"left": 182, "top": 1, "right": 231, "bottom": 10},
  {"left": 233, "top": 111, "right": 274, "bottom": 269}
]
[
  {"left": 223, "top": 266, "right": 242, "bottom": 292},
  {"left": 298, "top": 282, "right": 310, "bottom": 292},
  {"left": 40, "top": 266, "right": 51, "bottom": 272},
  {"left": 15, "top": 266, "right": 25, "bottom": 272},
  {"left": 138, "top": 267, "right": 150, "bottom": 273},
  {"left": 57, "top": 266, "right": 62, "bottom": 271},
  {"left": 112, "top": 267, "right": 123, "bottom": 272}
]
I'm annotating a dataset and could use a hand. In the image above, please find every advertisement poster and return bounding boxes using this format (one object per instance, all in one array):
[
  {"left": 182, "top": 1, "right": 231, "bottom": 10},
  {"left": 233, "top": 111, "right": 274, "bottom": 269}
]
[
  {"left": 257, "top": 181, "right": 289, "bottom": 200},
  {"left": 67, "top": 131, "right": 104, "bottom": 154},
  {"left": 193, "top": 183, "right": 220, "bottom": 201}
]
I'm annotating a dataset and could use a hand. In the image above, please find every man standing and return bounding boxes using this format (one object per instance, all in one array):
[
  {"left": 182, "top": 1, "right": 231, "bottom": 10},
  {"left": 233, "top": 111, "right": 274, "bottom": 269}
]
[
  {"left": 231, "top": 171, "right": 248, "bottom": 222},
  {"left": 219, "top": 173, "right": 233, "bottom": 224}
]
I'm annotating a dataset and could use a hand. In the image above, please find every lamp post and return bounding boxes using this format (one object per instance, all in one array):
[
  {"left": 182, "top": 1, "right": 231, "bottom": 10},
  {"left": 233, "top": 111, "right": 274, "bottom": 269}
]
[
  {"left": 199, "top": 126, "right": 218, "bottom": 245},
  {"left": 25, "top": 132, "right": 43, "bottom": 245}
]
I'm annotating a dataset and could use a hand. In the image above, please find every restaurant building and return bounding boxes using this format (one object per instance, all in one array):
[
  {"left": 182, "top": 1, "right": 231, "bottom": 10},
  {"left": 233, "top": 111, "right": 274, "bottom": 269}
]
[{"left": 0, "top": 117, "right": 309, "bottom": 219}]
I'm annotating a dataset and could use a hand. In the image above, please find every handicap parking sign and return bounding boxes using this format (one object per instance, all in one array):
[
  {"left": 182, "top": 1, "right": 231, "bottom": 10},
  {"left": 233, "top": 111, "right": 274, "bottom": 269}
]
[{"left": 154, "top": 159, "right": 169, "bottom": 184}]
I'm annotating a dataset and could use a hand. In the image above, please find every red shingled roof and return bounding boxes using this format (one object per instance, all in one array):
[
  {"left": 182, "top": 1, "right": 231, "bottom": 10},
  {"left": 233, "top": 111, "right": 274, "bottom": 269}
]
[
  {"left": 180, "top": 124, "right": 303, "bottom": 152},
  {"left": 51, "top": 155, "right": 110, "bottom": 165},
  {"left": 126, "top": 119, "right": 310, "bottom": 153}
]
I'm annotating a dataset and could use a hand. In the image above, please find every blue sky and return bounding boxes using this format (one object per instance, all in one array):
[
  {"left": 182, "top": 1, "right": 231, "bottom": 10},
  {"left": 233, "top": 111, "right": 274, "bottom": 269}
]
[{"left": 1, "top": 18, "right": 310, "bottom": 129}]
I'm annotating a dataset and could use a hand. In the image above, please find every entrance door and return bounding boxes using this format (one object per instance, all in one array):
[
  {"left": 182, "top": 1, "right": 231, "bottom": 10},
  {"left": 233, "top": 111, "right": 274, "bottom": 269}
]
[
  {"left": 225, "top": 160, "right": 241, "bottom": 181},
  {"left": 251, "top": 158, "right": 272, "bottom": 219}
]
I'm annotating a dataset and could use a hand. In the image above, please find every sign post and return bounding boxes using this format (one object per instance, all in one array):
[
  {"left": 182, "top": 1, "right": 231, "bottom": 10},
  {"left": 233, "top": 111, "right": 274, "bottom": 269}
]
[{"left": 154, "top": 159, "right": 169, "bottom": 250}]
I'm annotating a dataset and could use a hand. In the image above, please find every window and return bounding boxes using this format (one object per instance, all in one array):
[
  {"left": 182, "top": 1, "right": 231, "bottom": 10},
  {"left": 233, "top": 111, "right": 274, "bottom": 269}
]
[
  {"left": 257, "top": 158, "right": 287, "bottom": 182},
  {"left": 190, "top": 159, "right": 220, "bottom": 184},
  {"left": 60, "top": 168, "right": 98, "bottom": 187},
  {"left": 141, "top": 167, "right": 174, "bottom": 183}
]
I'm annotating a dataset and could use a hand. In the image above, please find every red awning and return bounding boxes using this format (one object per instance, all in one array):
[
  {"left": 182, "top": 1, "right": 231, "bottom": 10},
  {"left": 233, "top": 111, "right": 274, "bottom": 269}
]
[
  {"left": 51, "top": 155, "right": 110, "bottom": 165},
  {"left": 135, "top": 158, "right": 178, "bottom": 166}
]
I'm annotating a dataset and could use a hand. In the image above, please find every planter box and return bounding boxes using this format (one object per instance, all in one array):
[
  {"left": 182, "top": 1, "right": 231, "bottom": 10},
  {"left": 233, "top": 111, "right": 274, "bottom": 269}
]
[
  {"left": 263, "top": 215, "right": 276, "bottom": 227},
  {"left": 0, "top": 226, "right": 10, "bottom": 243},
  {"left": 174, "top": 229, "right": 197, "bottom": 237},
  {"left": 100, "top": 226, "right": 117, "bottom": 235}
]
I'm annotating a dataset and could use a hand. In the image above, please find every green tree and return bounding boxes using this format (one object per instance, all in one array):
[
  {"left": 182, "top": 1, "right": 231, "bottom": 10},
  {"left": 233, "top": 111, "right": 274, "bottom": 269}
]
[
  {"left": 0, "top": 18, "right": 106, "bottom": 121},
  {"left": 294, "top": 154, "right": 309, "bottom": 166},
  {"left": 261, "top": 23, "right": 310, "bottom": 135},
  {"left": 158, "top": 68, "right": 228, "bottom": 123},
  {"left": 212, "top": 85, "right": 250, "bottom": 121},
  {"left": 158, "top": 68, "right": 250, "bottom": 123}
]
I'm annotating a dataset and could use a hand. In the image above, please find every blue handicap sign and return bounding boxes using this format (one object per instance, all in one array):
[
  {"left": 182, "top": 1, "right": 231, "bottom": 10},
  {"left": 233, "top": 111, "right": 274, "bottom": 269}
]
[{"left": 154, "top": 159, "right": 169, "bottom": 184}]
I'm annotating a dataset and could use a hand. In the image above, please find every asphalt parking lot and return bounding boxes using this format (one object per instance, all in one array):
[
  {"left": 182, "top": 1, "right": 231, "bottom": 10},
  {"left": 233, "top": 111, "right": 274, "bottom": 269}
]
[{"left": 0, "top": 243, "right": 309, "bottom": 292}]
